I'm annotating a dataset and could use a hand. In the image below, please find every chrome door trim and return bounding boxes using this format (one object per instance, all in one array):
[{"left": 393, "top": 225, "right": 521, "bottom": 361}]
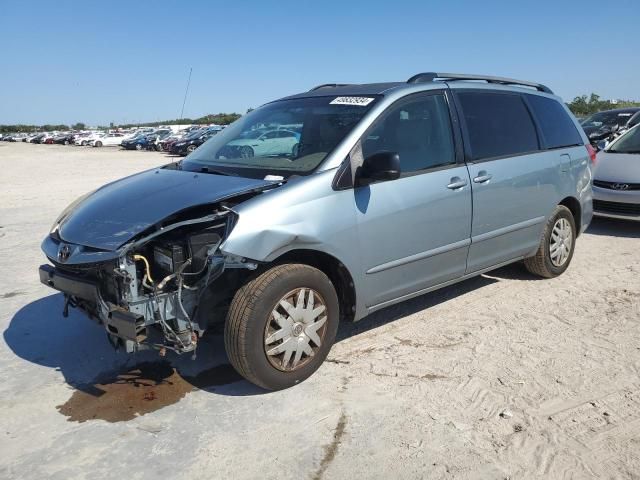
[
  {"left": 471, "top": 216, "right": 545, "bottom": 244},
  {"left": 366, "top": 238, "right": 471, "bottom": 275}
]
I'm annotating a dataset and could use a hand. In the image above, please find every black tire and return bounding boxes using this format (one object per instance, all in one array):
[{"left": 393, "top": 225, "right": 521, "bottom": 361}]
[
  {"left": 135, "top": 143, "right": 143, "bottom": 151},
  {"left": 524, "top": 205, "right": 576, "bottom": 278},
  {"left": 94, "top": 141, "right": 102, "bottom": 147},
  {"left": 225, "top": 264, "right": 339, "bottom": 391},
  {"left": 186, "top": 144, "right": 197, "bottom": 153}
]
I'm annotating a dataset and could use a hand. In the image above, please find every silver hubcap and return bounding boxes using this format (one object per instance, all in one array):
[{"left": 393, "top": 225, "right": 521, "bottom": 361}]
[
  {"left": 550, "top": 218, "right": 572, "bottom": 267},
  {"left": 264, "top": 288, "right": 327, "bottom": 372}
]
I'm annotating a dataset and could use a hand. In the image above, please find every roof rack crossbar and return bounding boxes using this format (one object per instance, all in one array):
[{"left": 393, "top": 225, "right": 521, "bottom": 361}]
[
  {"left": 407, "top": 72, "right": 553, "bottom": 94},
  {"left": 309, "top": 83, "right": 352, "bottom": 92}
]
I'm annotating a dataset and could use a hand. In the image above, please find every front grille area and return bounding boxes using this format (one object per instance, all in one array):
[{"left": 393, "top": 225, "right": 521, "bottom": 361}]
[
  {"left": 593, "top": 199, "right": 640, "bottom": 216},
  {"left": 593, "top": 180, "right": 640, "bottom": 191},
  {"left": 53, "top": 261, "right": 120, "bottom": 304}
]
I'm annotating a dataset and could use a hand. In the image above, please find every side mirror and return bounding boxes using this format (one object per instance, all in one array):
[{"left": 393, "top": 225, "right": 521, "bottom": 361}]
[{"left": 356, "top": 151, "right": 401, "bottom": 187}]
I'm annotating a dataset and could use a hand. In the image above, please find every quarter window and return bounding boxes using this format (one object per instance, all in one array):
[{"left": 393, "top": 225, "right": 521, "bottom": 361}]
[
  {"left": 362, "top": 94, "right": 455, "bottom": 173},
  {"left": 526, "top": 95, "right": 583, "bottom": 149},
  {"left": 456, "top": 92, "right": 539, "bottom": 160}
]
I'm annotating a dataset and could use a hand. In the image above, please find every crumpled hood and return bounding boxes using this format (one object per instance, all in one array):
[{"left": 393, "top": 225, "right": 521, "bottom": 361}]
[
  {"left": 58, "top": 167, "right": 273, "bottom": 251},
  {"left": 594, "top": 151, "right": 640, "bottom": 183}
]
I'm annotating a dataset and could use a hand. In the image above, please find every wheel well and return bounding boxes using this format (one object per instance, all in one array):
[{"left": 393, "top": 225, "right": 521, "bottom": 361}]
[
  {"left": 273, "top": 249, "right": 356, "bottom": 322},
  {"left": 559, "top": 196, "right": 581, "bottom": 235}
]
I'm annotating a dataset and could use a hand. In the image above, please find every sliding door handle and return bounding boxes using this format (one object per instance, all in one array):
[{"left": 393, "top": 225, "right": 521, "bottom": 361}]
[{"left": 473, "top": 171, "right": 492, "bottom": 183}]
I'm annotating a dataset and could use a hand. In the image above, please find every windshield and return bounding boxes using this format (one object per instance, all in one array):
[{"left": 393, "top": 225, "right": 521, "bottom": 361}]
[
  {"left": 183, "top": 95, "right": 379, "bottom": 177},
  {"left": 608, "top": 125, "right": 640, "bottom": 154},
  {"left": 581, "top": 111, "right": 633, "bottom": 128}
]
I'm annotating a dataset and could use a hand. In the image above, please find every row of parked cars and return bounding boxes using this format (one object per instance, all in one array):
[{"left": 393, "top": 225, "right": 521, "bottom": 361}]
[
  {"left": 0, "top": 125, "right": 227, "bottom": 156},
  {"left": 580, "top": 107, "right": 640, "bottom": 149}
]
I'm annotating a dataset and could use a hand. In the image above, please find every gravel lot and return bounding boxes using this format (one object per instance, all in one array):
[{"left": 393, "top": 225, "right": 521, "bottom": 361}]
[{"left": 1, "top": 141, "right": 639, "bottom": 479}]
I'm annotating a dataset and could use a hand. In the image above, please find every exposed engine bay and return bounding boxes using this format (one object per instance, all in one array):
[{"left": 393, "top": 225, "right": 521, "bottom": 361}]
[{"left": 40, "top": 200, "right": 261, "bottom": 357}]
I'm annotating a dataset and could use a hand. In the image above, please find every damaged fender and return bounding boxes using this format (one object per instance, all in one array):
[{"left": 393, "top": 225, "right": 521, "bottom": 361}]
[{"left": 220, "top": 168, "right": 367, "bottom": 320}]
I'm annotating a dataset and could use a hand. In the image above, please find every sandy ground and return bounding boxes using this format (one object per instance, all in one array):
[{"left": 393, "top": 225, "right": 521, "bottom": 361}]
[{"left": 0, "top": 141, "right": 639, "bottom": 479}]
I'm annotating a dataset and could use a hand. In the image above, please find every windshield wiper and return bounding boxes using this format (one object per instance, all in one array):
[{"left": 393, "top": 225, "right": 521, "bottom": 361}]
[{"left": 200, "top": 166, "right": 237, "bottom": 176}]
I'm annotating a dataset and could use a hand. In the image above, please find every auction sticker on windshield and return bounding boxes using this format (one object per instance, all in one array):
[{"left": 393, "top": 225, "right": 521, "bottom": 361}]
[{"left": 330, "top": 97, "right": 375, "bottom": 106}]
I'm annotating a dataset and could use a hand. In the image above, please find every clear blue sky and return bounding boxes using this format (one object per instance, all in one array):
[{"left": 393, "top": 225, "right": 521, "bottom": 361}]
[{"left": 1, "top": 0, "right": 638, "bottom": 126}]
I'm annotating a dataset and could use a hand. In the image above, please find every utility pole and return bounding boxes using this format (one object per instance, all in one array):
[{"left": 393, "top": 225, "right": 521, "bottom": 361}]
[{"left": 179, "top": 67, "right": 193, "bottom": 122}]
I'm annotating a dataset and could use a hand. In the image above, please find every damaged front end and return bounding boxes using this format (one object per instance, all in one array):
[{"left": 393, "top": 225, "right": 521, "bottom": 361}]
[
  {"left": 40, "top": 207, "right": 257, "bottom": 355},
  {"left": 38, "top": 166, "right": 277, "bottom": 356}
]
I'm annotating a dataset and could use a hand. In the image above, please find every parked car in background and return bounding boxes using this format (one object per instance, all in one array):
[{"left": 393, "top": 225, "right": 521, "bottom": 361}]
[
  {"left": 39, "top": 72, "right": 592, "bottom": 391},
  {"left": 74, "top": 132, "right": 101, "bottom": 146},
  {"left": 592, "top": 124, "right": 640, "bottom": 221},
  {"left": 223, "top": 128, "right": 300, "bottom": 159},
  {"left": 121, "top": 129, "right": 171, "bottom": 150},
  {"left": 170, "top": 127, "right": 222, "bottom": 155},
  {"left": 30, "top": 133, "right": 47, "bottom": 144},
  {"left": 53, "top": 133, "right": 75, "bottom": 145},
  {"left": 90, "top": 133, "right": 127, "bottom": 147},
  {"left": 42, "top": 132, "right": 57, "bottom": 144},
  {"left": 581, "top": 108, "right": 640, "bottom": 146},
  {"left": 144, "top": 130, "right": 173, "bottom": 151},
  {"left": 157, "top": 130, "right": 189, "bottom": 152}
]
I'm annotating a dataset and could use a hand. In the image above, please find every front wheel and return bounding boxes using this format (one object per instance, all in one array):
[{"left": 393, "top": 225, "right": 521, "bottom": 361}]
[
  {"left": 225, "top": 264, "right": 339, "bottom": 391},
  {"left": 186, "top": 144, "right": 197, "bottom": 153},
  {"left": 94, "top": 141, "right": 102, "bottom": 147},
  {"left": 524, "top": 205, "right": 576, "bottom": 278},
  {"left": 135, "top": 143, "right": 143, "bottom": 151}
]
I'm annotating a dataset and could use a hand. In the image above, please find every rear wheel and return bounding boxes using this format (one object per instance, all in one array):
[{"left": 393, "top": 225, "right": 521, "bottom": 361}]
[
  {"left": 186, "top": 144, "right": 197, "bottom": 153},
  {"left": 135, "top": 144, "right": 143, "bottom": 151},
  {"left": 94, "top": 141, "right": 102, "bottom": 147},
  {"left": 225, "top": 264, "right": 339, "bottom": 390},
  {"left": 524, "top": 205, "right": 576, "bottom": 278}
]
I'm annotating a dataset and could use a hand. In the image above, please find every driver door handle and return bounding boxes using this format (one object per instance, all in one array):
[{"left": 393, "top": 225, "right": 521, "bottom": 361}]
[
  {"left": 473, "top": 171, "right": 492, "bottom": 183},
  {"left": 447, "top": 177, "right": 468, "bottom": 190}
]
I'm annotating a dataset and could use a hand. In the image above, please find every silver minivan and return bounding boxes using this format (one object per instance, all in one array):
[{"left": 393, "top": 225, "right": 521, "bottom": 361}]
[{"left": 39, "top": 72, "right": 593, "bottom": 390}]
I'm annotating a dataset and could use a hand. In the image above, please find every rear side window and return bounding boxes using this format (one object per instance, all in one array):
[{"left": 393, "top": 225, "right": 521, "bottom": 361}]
[
  {"left": 526, "top": 95, "right": 583, "bottom": 149},
  {"left": 456, "top": 92, "right": 539, "bottom": 160}
]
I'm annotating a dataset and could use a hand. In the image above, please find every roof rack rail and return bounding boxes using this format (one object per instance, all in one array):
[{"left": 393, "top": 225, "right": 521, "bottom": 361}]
[
  {"left": 309, "top": 83, "right": 351, "bottom": 92},
  {"left": 407, "top": 72, "right": 553, "bottom": 94}
]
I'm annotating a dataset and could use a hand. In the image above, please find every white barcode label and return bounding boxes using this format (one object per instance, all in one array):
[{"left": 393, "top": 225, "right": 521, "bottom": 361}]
[{"left": 330, "top": 96, "right": 375, "bottom": 106}]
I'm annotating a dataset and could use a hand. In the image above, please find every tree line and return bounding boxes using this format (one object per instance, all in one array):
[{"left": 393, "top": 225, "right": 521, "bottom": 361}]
[
  {"left": 566, "top": 94, "right": 640, "bottom": 117},
  {"left": 0, "top": 113, "right": 242, "bottom": 133}
]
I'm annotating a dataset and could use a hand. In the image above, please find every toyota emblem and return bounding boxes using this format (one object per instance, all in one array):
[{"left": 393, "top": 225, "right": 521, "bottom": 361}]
[
  {"left": 58, "top": 244, "right": 72, "bottom": 262},
  {"left": 612, "top": 183, "right": 630, "bottom": 190}
]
